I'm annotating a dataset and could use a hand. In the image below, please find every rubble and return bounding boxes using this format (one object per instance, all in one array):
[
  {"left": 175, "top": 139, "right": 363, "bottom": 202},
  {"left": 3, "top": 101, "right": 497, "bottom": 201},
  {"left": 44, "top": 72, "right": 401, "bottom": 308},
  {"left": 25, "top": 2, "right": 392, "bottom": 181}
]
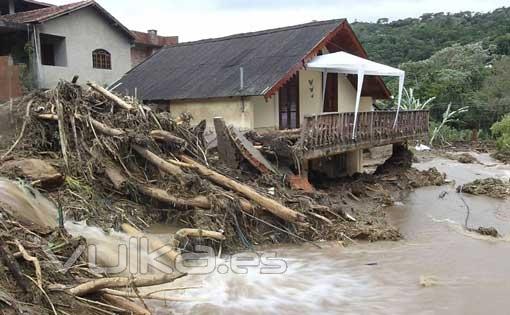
[
  {"left": 458, "top": 178, "right": 510, "bottom": 199},
  {"left": 442, "top": 152, "right": 480, "bottom": 164}
]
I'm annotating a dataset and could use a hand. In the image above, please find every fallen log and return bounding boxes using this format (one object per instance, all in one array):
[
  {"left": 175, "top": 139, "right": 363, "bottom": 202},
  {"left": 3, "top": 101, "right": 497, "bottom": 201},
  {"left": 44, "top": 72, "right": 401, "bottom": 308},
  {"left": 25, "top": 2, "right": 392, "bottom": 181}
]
[
  {"left": 138, "top": 185, "right": 211, "bottom": 209},
  {"left": 132, "top": 145, "right": 185, "bottom": 181},
  {"left": 87, "top": 81, "right": 135, "bottom": 111},
  {"left": 175, "top": 228, "right": 226, "bottom": 241},
  {"left": 68, "top": 273, "right": 186, "bottom": 296},
  {"left": 121, "top": 223, "right": 180, "bottom": 266},
  {"left": 180, "top": 155, "right": 307, "bottom": 224},
  {"left": 103, "top": 166, "right": 255, "bottom": 213},
  {"left": 150, "top": 130, "right": 186, "bottom": 147},
  {"left": 101, "top": 293, "right": 150, "bottom": 315},
  {"left": 101, "top": 288, "right": 198, "bottom": 302}
]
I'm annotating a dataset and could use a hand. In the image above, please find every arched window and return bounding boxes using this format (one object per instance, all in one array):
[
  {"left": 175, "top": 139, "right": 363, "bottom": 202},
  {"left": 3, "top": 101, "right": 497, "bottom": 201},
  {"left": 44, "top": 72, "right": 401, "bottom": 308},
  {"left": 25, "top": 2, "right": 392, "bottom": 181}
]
[{"left": 92, "top": 49, "right": 111, "bottom": 69}]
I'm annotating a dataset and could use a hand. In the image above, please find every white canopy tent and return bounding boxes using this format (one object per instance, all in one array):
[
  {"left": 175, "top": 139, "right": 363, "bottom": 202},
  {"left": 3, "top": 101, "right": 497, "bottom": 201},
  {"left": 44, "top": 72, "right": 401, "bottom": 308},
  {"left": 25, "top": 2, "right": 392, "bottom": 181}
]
[{"left": 306, "top": 51, "right": 405, "bottom": 139}]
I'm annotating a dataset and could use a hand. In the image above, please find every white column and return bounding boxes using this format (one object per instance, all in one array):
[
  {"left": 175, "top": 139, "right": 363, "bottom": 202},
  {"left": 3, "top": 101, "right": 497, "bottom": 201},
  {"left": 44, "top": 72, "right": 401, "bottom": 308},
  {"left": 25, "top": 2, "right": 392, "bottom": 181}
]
[{"left": 8, "top": 0, "right": 15, "bottom": 14}]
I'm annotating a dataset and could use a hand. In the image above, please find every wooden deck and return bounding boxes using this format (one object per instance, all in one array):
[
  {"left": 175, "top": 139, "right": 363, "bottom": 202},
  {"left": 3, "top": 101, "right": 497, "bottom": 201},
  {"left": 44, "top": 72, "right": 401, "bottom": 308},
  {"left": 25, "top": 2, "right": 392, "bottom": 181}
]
[{"left": 296, "top": 110, "right": 429, "bottom": 160}]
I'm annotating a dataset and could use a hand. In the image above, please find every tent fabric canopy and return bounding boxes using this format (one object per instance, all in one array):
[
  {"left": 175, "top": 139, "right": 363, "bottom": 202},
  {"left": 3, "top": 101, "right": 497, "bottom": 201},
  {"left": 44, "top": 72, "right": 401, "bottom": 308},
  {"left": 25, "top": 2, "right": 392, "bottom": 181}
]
[{"left": 306, "top": 51, "right": 405, "bottom": 139}]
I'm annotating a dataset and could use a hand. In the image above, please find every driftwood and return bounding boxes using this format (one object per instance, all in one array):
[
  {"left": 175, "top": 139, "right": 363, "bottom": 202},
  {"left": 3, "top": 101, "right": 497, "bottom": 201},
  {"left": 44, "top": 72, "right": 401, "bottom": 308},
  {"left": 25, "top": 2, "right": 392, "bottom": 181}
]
[
  {"left": 68, "top": 273, "right": 186, "bottom": 296},
  {"left": 175, "top": 228, "right": 226, "bottom": 241},
  {"left": 214, "top": 117, "right": 241, "bottom": 168},
  {"left": 0, "top": 239, "right": 30, "bottom": 292},
  {"left": 37, "top": 113, "right": 126, "bottom": 137},
  {"left": 55, "top": 91, "right": 69, "bottom": 170},
  {"left": 103, "top": 166, "right": 256, "bottom": 213},
  {"left": 132, "top": 145, "right": 185, "bottom": 181},
  {"left": 87, "top": 82, "right": 134, "bottom": 111},
  {"left": 138, "top": 185, "right": 211, "bottom": 209},
  {"left": 121, "top": 223, "right": 180, "bottom": 265},
  {"left": 15, "top": 240, "right": 42, "bottom": 288},
  {"left": 101, "top": 288, "right": 198, "bottom": 302},
  {"left": 180, "top": 155, "right": 307, "bottom": 224},
  {"left": 104, "top": 165, "right": 128, "bottom": 190},
  {"left": 1, "top": 100, "right": 33, "bottom": 161},
  {"left": 150, "top": 130, "right": 186, "bottom": 147},
  {"left": 101, "top": 293, "right": 150, "bottom": 315}
]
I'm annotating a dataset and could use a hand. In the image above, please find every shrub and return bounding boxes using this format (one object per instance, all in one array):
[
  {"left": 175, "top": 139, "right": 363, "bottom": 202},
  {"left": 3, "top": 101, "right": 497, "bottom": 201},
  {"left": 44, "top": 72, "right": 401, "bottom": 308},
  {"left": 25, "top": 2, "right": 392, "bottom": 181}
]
[{"left": 491, "top": 115, "right": 510, "bottom": 154}]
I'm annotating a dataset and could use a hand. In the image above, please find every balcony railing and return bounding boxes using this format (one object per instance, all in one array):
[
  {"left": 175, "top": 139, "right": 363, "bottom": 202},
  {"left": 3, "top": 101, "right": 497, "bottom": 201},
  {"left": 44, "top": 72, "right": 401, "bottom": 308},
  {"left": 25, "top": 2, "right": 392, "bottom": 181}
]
[{"left": 297, "top": 110, "right": 429, "bottom": 160}]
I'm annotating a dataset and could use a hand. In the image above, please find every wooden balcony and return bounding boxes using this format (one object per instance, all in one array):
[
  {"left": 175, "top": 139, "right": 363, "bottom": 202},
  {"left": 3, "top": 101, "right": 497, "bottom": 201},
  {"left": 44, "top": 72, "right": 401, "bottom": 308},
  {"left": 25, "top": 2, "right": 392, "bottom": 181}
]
[{"left": 296, "top": 110, "right": 429, "bottom": 160}]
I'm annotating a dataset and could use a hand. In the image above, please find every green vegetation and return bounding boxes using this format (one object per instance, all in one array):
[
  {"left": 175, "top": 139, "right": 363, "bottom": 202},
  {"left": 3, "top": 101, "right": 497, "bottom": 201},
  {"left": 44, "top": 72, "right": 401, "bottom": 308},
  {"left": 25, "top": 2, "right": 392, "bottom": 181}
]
[
  {"left": 352, "top": 8, "right": 510, "bottom": 66},
  {"left": 491, "top": 115, "right": 510, "bottom": 155},
  {"left": 353, "top": 7, "right": 510, "bottom": 147}
]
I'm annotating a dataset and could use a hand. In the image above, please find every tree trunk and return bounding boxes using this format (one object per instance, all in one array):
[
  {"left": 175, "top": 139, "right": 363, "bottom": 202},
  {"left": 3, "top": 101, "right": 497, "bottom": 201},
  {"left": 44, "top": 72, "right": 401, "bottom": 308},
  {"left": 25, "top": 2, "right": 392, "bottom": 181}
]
[
  {"left": 132, "top": 145, "right": 185, "bottom": 181},
  {"left": 180, "top": 155, "right": 307, "bottom": 224},
  {"left": 87, "top": 81, "right": 135, "bottom": 111}
]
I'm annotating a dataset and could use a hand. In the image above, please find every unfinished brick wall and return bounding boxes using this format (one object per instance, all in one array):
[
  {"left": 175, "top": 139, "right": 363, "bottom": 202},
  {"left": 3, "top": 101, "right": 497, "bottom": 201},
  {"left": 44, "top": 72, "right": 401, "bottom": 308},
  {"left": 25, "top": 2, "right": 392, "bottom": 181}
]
[
  {"left": 0, "top": 56, "right": 23, "bottom": 102},
  {"left": 131, "top": 47, "right": 156, "bottom": 67}
]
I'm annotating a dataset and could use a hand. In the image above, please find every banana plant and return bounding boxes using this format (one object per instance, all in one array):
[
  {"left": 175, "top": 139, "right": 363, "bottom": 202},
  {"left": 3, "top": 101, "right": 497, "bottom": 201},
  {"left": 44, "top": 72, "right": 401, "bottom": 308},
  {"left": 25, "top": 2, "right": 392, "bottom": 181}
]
[
  {"left": 429, "top": 103, "right": 469, "bottom": 146},
  {"left": 401, "top": 88, "right": 436, "bottom": 110}
]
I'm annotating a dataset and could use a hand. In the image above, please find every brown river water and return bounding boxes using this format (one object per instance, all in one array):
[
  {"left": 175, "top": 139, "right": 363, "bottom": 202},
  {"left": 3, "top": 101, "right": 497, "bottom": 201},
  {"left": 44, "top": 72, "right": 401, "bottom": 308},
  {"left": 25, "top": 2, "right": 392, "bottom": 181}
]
[
  {"left": 147, "top": 153, "right": 510, "bottom": 315},
  {"left": 4, "top": 152, "right": 510, "bottom": 314}
]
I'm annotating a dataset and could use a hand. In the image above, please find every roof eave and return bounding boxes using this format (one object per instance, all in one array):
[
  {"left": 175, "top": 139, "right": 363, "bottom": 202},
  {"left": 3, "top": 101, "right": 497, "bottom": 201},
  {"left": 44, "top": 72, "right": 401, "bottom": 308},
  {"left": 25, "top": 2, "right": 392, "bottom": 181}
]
[
  {"left": 262, "top": 19, "right": 348, "bottom": 100},
  {"left": 263, "top": 19, "right": 392, "bottom": 100},
  {"left": 35, "top": 1, "right": 135, "bottom": 41}
]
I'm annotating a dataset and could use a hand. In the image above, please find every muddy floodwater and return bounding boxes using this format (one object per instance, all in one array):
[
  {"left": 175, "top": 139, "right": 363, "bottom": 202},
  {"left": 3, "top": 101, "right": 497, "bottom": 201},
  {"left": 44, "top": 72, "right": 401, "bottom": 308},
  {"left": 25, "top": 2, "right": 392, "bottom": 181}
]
[{"left": 148, "top": 153, "right": 510, "bottom": 315}]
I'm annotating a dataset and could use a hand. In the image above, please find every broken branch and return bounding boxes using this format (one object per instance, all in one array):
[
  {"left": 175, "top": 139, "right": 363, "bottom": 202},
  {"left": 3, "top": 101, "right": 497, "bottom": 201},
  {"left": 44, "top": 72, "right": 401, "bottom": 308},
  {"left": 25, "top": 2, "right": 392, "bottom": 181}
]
[
  {"left": 87, "top": 81, "right": 135, "bottom": 111},
  {"left": 68, "top": 273, "right": 186, "bottom": 296},
  {"left": 180, "top": 155, "right": 307, "bottom": 224}
]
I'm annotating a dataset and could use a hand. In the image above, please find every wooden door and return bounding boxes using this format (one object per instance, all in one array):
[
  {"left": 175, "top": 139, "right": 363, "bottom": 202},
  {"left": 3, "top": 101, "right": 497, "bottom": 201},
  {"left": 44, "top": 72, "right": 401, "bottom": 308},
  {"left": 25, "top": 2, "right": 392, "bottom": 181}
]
[
  {"left": 323, "top": 73, "right": 338, "bottom": 112},
  {"left": 279, "top": 74, "right": 299, "bottom": 129}
]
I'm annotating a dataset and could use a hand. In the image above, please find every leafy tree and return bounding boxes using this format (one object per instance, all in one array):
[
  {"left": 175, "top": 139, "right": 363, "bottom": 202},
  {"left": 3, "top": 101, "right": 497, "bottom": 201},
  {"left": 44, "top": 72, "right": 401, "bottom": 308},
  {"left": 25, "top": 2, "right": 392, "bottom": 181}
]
[
  {"left": 470, "top": 56, "right": 510, "bottom": 130},
  {"left": 494, "top": 34, "right": 510, "bottom": 55},
  {"left": 401, "top": 43, "right": 490, "bottom": 129},
  {"left": 352, "top": 7, "right": 510, "bottom": 66}
]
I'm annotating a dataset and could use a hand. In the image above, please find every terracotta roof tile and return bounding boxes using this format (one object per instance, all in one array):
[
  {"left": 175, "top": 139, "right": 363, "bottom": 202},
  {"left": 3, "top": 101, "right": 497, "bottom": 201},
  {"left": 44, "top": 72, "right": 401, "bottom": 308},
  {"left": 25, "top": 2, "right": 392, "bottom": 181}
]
[{"left": 0, "top": 0, "right": 91, "bottom": 24}]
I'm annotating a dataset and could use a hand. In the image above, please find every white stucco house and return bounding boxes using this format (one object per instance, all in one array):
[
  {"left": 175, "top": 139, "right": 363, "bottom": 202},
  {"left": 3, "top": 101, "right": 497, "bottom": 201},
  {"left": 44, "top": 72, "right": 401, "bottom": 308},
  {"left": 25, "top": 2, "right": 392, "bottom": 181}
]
[
  {"left": 0, "top": 0, "right": 177, "bottom": 97},
  {"left": 0, "top": 0, "right": 135, "bottom": 89}
]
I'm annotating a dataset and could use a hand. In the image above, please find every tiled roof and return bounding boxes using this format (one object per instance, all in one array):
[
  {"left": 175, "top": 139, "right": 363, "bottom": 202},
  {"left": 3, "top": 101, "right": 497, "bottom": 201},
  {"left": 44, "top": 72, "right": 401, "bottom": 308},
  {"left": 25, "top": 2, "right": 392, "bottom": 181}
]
[
  {"left": 115, "top": 19, "right": 347, "bottom": 101},
  {"left": 131, "top": 30, "right": 178, "bottom": 47},
  {"left": 0, "top": 0, "right": 134, "bottom": 40},
  {"left": 0, "top": 0, "right": 91, "bottom": 23}
]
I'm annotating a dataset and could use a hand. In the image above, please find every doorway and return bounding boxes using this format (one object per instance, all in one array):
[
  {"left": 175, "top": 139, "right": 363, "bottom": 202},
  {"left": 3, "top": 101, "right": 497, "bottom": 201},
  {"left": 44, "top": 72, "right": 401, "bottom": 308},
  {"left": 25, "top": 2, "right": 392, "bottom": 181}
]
[
  {"left": 279, "top": 74, "right": 299, "bottom": 129},
  {"left": 323, "top": 73, "right": 338, "bottom": 112}
]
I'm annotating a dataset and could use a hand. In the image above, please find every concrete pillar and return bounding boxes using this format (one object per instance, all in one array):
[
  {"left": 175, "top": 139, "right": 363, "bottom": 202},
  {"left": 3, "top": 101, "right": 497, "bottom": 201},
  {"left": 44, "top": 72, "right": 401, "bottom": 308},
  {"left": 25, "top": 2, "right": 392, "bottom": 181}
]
[
  {"left": 8, "top": 0, "right": 15, "bottom": 14},
  {"left": 346, "top": 149, "right": 363, "bottom": 175}
]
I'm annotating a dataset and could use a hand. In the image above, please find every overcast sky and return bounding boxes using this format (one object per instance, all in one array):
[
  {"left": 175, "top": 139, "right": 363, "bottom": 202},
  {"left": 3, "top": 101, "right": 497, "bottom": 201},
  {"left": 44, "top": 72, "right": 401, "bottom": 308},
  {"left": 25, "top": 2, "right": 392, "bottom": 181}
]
[{"left": 46, "top": 0, "right": 508, "bottom": 41}]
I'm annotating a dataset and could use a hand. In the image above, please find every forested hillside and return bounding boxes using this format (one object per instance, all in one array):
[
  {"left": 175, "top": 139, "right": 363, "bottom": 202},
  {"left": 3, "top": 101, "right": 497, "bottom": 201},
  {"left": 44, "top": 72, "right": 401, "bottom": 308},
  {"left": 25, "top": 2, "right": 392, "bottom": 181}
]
[
  {"left": 351, "top": 7, "right": 510, "bottom": 144},
  {"left": 352, "top": 7, "right": 510, "bottom": 66}
]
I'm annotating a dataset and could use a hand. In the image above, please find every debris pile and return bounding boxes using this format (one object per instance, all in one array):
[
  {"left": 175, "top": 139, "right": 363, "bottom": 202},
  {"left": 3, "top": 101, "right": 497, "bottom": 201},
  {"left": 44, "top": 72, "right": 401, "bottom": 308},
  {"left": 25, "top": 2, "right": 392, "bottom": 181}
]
[
  {"left": 442, "top": 152, "right": 480, "bottom": 164},
  {"left": 458, "top": 178, "right": 510, "bottom": 199},
  {"left": 0, "top": 80, "right": 448, "bottom": 313}
]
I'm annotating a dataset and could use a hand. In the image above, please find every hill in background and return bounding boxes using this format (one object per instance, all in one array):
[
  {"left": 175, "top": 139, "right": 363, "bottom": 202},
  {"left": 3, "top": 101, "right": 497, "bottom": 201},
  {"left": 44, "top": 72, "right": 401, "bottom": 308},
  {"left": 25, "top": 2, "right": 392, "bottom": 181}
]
[{"left": 352, "top": 7, "right": 510, "bottom": 67}]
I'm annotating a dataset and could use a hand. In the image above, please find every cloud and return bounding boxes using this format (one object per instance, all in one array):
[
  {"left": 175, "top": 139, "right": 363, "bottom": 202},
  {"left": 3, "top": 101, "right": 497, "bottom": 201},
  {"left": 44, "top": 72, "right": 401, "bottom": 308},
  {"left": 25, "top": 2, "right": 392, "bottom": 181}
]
[{"left": 43, "top": 0, "right": 509, "bottom": 41}]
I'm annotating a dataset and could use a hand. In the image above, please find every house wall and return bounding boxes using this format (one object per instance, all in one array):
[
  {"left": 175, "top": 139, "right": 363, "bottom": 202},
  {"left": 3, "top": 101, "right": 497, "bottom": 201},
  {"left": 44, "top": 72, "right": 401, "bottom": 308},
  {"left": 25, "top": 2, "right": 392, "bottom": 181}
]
[
  {"left": 0, "top": 55, "right": 22, "bottom": 102},
  {"left": 338, "top": 74, "right": 374, "bottom": 112},
  {"left": 131, "top": 46, "right": 157, "bottom": 67},
  {"left": 251, "top": 95, "right": 278, "bottom": 130},
  {"left": 298, "top": 69, "right": 322, "bottom": 122},
  {"left": 35, "top": 6, "right": 132, "bottom": 88},
  {"left": 169, "top": 97, "right": 254, "bottom": 131}
]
